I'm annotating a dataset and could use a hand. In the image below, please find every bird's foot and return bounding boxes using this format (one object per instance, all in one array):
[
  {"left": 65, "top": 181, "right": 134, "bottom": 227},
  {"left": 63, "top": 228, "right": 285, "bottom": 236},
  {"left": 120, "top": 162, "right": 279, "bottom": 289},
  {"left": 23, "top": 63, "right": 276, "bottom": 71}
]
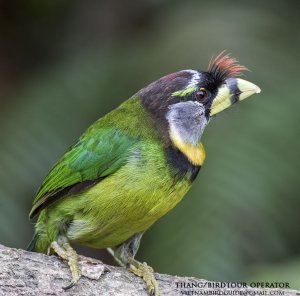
[
  {"left": 128, "top": 259, "right": 160, "bottom": 296},
  {"left": 50, "top": 240, "right": 81, "bottom": 290}
]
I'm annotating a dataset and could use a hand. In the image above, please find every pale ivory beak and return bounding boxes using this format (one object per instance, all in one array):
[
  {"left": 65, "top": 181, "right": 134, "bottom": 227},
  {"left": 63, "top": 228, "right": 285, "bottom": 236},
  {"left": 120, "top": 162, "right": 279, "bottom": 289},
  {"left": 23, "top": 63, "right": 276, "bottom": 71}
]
[{"left": 210, "top": 78, "right": 261, "bottom": 116}]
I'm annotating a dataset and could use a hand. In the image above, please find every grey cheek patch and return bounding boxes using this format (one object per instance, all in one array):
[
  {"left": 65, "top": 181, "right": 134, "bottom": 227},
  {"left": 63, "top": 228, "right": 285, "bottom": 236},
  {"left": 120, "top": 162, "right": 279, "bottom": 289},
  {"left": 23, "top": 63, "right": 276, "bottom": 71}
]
[{"left": 166, "top": 101, "right": 208, "bottom": 146}]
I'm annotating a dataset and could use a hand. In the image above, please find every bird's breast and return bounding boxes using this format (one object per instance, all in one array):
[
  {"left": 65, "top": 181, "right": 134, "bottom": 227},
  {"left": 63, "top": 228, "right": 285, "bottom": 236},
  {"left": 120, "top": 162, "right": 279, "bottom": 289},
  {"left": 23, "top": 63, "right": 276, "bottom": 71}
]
[
  {"left": 164, "top": 144, "right": 203, "bottom": 182},
  {"left": 66, "top": 142, "right": 199, "bottom": 248}
]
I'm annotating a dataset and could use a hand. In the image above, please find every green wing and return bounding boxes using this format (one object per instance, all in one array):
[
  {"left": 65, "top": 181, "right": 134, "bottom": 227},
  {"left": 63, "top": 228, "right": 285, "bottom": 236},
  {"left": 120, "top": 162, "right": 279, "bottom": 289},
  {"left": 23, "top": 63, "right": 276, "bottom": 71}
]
[{"left": 29, "top": 126, "right": 137, "bottom": 219}]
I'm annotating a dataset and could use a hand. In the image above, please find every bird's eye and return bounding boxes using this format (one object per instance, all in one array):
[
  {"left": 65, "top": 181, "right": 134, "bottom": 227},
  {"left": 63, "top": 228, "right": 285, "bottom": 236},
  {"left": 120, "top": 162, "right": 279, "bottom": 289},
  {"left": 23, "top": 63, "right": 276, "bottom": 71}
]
[{"left": 196, "top": 89, "right": 207, "bottom": 102}]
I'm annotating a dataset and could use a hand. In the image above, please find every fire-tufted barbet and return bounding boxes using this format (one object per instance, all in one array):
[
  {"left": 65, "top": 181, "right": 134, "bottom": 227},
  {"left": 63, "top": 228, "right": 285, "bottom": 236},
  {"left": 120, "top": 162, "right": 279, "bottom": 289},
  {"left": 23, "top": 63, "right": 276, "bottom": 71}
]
[{"left": 28, "top": 53, "right": 261, "bottom": 296}]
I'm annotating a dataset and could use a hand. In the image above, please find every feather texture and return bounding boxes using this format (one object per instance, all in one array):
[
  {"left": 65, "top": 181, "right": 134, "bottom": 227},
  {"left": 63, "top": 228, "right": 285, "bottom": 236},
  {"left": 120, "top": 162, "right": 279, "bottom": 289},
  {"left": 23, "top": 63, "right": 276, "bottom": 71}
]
[{"left": 208, "top": 51, "right": 247, "bottom": 83}]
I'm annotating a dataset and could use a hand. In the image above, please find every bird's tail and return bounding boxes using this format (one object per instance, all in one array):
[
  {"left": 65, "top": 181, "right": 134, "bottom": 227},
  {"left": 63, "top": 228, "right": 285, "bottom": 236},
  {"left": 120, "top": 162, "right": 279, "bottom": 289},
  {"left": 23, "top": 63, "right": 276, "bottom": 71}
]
[{"left": 26, "top": 232, "right": 39, "bottom": 252}]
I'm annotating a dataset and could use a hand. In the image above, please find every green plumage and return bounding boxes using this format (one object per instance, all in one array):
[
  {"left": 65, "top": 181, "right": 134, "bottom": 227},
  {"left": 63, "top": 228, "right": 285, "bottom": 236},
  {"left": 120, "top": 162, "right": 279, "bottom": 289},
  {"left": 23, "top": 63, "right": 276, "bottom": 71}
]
[
  {"left": 28, "top": 58, "right": 260, "bottom": 295},
  {"left": 31, "top": 96, "right": 192, "bottom": 252}
]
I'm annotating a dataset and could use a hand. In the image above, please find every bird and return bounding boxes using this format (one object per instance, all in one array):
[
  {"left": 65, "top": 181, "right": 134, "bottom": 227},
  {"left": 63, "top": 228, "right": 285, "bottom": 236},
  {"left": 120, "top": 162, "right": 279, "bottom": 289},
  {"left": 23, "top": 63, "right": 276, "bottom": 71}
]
[{"left": 27, "top": 52, "right": 261, "bottom": 296}]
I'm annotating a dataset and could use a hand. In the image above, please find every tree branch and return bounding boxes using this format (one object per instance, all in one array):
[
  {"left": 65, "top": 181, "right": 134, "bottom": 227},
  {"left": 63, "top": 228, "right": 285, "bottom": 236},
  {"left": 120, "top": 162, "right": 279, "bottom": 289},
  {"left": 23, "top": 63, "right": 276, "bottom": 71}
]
[{"left": 0, "top": 244, "right": 298, "bottom": 296}]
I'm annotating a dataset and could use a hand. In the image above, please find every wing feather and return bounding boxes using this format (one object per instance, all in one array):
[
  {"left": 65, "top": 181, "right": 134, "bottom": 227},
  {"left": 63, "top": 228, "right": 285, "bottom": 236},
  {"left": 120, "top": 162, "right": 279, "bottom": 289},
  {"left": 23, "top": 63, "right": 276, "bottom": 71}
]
[{"left": 29, "top": 127, "right": 136, "bottom": 219}]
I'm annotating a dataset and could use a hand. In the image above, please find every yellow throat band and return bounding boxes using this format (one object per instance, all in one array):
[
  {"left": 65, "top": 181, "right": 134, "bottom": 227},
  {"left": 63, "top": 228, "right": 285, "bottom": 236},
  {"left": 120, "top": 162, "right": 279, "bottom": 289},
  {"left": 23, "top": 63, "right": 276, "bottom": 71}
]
[{"left": 169, "top": 130, "right": 206, "bottom": 166}]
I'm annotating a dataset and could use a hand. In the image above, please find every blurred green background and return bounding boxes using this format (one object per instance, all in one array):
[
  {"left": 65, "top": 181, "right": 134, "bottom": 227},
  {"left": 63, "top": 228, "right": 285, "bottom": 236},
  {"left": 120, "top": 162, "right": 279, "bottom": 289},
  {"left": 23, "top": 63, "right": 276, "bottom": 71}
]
[{"left": 0, "top": 0, "right": 299, "bottom": 289}]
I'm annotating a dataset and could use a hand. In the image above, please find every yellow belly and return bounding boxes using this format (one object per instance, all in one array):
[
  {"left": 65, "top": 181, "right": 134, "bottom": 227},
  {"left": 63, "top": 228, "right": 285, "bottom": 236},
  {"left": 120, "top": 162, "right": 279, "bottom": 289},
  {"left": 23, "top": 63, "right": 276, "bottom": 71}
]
[
  {"left": 66, "top": 164, "right": 191, "bottom": 248},
  {"left": 44, "top": 143, "right": 197, "bottom": 249}
]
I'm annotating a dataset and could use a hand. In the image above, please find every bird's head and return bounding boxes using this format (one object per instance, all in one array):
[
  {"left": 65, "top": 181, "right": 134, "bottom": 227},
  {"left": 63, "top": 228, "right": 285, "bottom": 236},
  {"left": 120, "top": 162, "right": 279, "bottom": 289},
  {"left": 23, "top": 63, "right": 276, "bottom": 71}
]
[{"left": 138, "top": 53, "right": 261, "bottom": 165}]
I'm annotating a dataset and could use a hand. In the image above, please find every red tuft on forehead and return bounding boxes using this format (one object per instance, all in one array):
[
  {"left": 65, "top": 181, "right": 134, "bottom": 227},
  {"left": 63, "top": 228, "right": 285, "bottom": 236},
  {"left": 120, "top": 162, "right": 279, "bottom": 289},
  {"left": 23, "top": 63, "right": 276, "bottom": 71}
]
[{"left": 207, "top": 51, "right": 247, "bottom": 82}]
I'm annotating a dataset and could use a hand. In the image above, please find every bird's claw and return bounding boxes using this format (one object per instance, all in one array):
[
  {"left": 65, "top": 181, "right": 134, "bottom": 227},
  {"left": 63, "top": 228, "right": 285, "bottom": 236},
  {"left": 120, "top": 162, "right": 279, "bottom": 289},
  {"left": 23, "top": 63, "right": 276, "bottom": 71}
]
[
  {"left": 63, "top": 280, "right": 77, "bottom": 290},
  {"left": 129, "top": 261, "right": 160, "bottom": 296},
  {"left": 50, "top": 240, "right": 81, "bottom": 290}
]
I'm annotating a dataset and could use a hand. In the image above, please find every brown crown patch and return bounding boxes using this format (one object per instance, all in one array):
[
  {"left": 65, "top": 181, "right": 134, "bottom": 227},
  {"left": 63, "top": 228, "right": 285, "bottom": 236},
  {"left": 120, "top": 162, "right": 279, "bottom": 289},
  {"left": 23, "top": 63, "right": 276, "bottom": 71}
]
[{"left": 208, "top": 51, "right": 248, "bottom": 82}]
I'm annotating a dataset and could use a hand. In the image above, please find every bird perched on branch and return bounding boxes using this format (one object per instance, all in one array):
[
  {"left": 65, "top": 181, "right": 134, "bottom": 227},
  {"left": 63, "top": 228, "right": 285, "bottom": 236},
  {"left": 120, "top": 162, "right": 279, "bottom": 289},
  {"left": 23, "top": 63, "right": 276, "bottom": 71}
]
[{"left": 28, "top": 53, "right": 260, "bottom": 296}]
